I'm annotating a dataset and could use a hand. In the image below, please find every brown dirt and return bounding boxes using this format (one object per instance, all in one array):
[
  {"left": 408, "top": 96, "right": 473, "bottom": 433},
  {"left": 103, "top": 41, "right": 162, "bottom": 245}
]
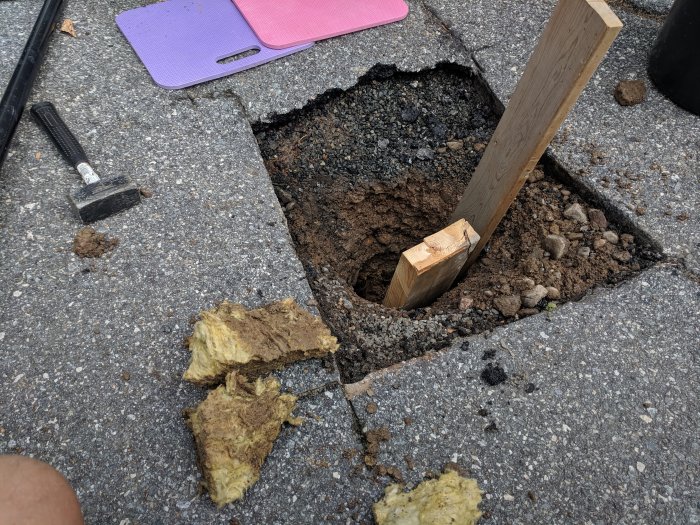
[
  {"left": 72, "top": 227, "right": 119, "bottom": 258},
  {"left": 614, "top": 80, "right": 646, "bottom": 106},
  {"left": 256, "top": 65, "right": 656, "bottom": 383}
]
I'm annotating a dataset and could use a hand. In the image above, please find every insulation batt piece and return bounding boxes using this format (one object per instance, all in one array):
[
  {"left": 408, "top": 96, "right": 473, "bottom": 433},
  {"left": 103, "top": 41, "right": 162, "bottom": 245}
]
[
  {"left": 185, "top": 371, "right": 299, "bottom": 506},
  {"left": 373, "top": 471, "right": 483, "bottom": 525},
  {"left": 183, "top": 298, "right": 338, "bottom": 384}
]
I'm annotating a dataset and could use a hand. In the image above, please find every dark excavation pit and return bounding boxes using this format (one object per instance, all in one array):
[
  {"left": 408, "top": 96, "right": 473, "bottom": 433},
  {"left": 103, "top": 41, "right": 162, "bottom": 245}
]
[{"left": 255, "top": 64, "right": 657, "bottom": 383}]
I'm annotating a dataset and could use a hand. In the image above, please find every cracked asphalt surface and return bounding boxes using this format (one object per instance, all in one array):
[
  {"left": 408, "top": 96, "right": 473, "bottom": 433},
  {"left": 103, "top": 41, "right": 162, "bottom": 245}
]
[{"left": 1, "top": 0, "right": 698, "bottom": 523}]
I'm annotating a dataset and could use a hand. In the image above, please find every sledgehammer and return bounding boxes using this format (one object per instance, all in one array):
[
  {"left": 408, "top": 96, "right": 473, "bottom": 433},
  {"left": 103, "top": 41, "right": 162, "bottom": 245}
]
[{"left": 31, "top": 101, "right": 141, "bottom": 223}]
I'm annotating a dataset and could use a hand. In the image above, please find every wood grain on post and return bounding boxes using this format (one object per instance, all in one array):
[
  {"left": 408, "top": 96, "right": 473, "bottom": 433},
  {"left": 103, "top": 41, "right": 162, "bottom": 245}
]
[
  {"left": 451, "top": 0, "right": 622, "bottom": 271},
  {"left": 383, "top": 219, "right": 480, "bottom": 309}
]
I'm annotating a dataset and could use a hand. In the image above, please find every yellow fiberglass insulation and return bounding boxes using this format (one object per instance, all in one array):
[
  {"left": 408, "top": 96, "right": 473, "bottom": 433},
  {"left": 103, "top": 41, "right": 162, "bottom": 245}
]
[
  {"left": 183, "top": 298, "right": 339, "bottom": 385},
  {"left": 185, "top": 371, "right": 298, "bottom": 507},
  {"left": 373, "top": 471, "right": 483, "bottom": 525}
]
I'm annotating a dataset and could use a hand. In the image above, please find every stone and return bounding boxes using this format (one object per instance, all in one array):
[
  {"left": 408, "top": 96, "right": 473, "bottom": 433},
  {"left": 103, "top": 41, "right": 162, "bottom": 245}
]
[
  {"left": 620, "top": 234, "right": 635, "bottom": 247},
  {"left": 613, "top": 250, "right": 632, "bottom": 263},
  {"left": 593, "top": 238, "right": 607, "bottom": 250},
  {"left": 518, "top": 307, "right": 539, "bottom": 317},
  {"left": 563, "top": 203, "right": 588, "bottom": 223},
  {"left": 614, "top": 80, "right": 646, "bottom": 106},
  {"left": 494, "top": 295, "right": 521, "bottom": 317},
  {"left": 546, "top": 287, "right": 561, "bottom": 300},
  {"left": 185, "top": 372, "right": 298, "bottom": 506},
  {"left": 416, "top": 148, "right": 435, "bottom": 161},
  {"left": 521, "top": 285, "right": 548, "bottom": 308},
  {"left": 515, "top": 277, "right": 536, "bottom": 291},
  {"left": 459, "top": 296, "right": 474, "bottom": 310},
  {"left": 400, "top": 106, "right": 420, "bottom": 123},
  {"left": 578, "top": 247, "right": 591, "bottom": 258},
  {"left": 543, "top": 234, "right": 568, "bottom": 260},
  {"left": 183, "top": 299, "right": 338, "bottom": 385},
  {"left": 446, "top": 140, "right": 464, "bottom": 151},
  {"left": 588, "top": 209, "right": 608, "bottom": 230},
  {"left": 527, "top": 168, "right": 544, "bottom": 183},
  {"left": 602, "top": 231, "right": 619, "bottom": 244}
]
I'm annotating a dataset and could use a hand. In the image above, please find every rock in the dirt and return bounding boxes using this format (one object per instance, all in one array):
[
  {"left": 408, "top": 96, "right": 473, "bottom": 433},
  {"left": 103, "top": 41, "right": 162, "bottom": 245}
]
[
  {"left": 602, "top": 231, "right": 619, "bottom": 244},
  {"left": 493, "top": 295, "right": 521, "bottom": 317},
  {"left": 577, "top": 247, "right": 591, "bottom": 258},
  {"left": 518, "top": 308, "right": 539, "bottom": 317},
  {"left": 563, "top": 203, "right": 588, "bottom": 223},
  {"left": 527, "top": 168, "right": 545, "bottom": 183},
  {"left": 613, "top": 250, "right": 632, "bottom": 262},
  {"left": 400, "top": 106, "right": 420, "bottom": 123},
  {"left": 521, "top": 285, "right": 548, "bottom": 308},
  {"left": 416, "top": 148, "right": 435, "bottom": 161},
  {"left": 185, "top": 372, "right": 298, "bottom": 507},
  {"left": 593, "top": 238, "right": 607, "bottom": 250},
  {"left": 543, "top": 234, "right": 568, "bottom": 260},
  {"left": 614, "top": 80, "right": 646, "bottom": 106},
  {"left": 446, "top": 140, "right": 464, "bottom": 151},
  {"left": 183, "top": 298, "right": 338, "bottom": 385},
  {"left": 373, "top": 471, "right": 482, "bottom": 525},
  {"left": 459, "top": 296, "right": 474, "bottom": 311},
  {"left": 620, "top": 233, "right": 635, "bottom": 246},
  {"left": 275, "top": 187, "right": 293, "bottom": 205},
  {"left": 515, "top": 277, "right": 536, "bottom": 291},
  {"left": 588, "top": 209, "right": 608, "bottom": 230},
  {"left": 546, "top": 286, "right": 561, "bottom": 300}
]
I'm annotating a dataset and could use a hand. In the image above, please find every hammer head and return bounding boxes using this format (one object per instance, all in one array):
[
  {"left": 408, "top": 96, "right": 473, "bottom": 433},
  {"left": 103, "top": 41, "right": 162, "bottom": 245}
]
[{"left": 70, "top": 175, "right": 141, "bottom": 223}]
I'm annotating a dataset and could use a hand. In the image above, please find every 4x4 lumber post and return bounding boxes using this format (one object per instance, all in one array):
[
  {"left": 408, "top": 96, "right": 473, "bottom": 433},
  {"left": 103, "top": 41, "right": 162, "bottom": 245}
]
[
  {"left": 451, "top": 0, "right": 622, "bottom": 272},
  {"left": 383, "top": 219, "right": 480, "bottom": 309}
]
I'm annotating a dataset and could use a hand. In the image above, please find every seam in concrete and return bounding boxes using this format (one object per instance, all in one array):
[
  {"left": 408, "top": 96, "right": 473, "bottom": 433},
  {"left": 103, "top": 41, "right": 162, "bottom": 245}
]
[
  {"left": 469, "top": 45, "right": 495, "bottom": 74},
  {"left": 295, "top": 379, "right": 343, "bottom": 400},
  {"left": 177, "top": 88, "right": 253, "bottom": 122},
  {"left": 420, "top": 1, "right": 502, "bottom": 61}
]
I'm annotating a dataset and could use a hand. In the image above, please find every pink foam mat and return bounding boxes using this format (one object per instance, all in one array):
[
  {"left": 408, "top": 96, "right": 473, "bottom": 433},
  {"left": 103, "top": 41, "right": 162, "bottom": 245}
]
[{"left": 232, "top": 0, "right": 409, "bottom": 49}]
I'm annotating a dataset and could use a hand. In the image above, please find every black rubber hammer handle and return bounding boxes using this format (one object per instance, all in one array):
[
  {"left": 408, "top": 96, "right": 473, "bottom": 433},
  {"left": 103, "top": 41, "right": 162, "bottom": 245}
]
[{"left": 31, "top": 101, "right": 91, "bottom": 170}]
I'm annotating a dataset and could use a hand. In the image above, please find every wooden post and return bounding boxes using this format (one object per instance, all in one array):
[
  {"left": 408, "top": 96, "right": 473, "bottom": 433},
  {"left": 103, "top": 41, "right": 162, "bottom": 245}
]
[
  {"left": 451, "top": 0, "right": 622, "bottom": 271},
  {"left": 383, "top": 219, "right": 480, "bottom": 309},
  {"left": 382, "top": 0, "right": 621, "bottom": 309}
]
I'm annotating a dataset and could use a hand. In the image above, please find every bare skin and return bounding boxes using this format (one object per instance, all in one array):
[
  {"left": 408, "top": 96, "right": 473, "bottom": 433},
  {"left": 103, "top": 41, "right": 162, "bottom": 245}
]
[{"left": 0, "top": 455, "right": 84, "bottom": 525}]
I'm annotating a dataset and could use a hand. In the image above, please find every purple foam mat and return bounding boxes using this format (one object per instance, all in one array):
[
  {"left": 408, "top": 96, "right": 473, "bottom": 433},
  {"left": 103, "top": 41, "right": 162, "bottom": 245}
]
[{"left": 116, "top": 0, "right": 312, "bottom": 90}]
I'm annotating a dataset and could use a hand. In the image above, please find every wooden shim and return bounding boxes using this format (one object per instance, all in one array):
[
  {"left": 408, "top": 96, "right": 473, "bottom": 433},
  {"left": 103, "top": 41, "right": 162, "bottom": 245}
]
[
  {"left": 383, "top": 219, "right": 480, "bottom": 309},
  {"left": 451, "top": 0, "right": 622, "bottom": 272}
]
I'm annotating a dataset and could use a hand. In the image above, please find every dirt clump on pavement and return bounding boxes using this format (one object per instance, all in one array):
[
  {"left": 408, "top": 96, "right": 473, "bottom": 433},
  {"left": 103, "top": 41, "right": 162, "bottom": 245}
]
[
  {"left": 183, "top": 298, "right": 338, "bottom": 385},
  {"left": 481, "top": 363, "right": 508, "bottom": 386},
  {"left": 364, "top": 426, "right": 391, "bottom": 468},
  {"left": 257, "top": 65, "right": 656, "bottom": 383},
  {"left": 185, "top": 371, "right": 299, "bottom": 507},
  {"left": 373, "top": 470, "right": 482, "bottom": 525},
  {"left": 72, "top": 227, "right": 118, "bottom": 258},
  {"left": 614, "top": 79, "right": 646, "bottom": 106}
]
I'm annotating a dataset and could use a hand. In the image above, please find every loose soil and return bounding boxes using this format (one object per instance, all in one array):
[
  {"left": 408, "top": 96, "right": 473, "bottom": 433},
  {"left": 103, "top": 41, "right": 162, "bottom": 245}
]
[
  {"left": 72, "top": 227, "right": 118, "bottom": 258},
  {"left": 256, "top": 64, "right": 656, "bottom": 383}
]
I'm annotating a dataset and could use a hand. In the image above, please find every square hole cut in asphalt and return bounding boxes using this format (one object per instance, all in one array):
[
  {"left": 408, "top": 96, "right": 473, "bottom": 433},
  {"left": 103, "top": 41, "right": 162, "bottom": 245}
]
[{"left": 255, "top": 64, "right": 658, "bottom": 383}]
